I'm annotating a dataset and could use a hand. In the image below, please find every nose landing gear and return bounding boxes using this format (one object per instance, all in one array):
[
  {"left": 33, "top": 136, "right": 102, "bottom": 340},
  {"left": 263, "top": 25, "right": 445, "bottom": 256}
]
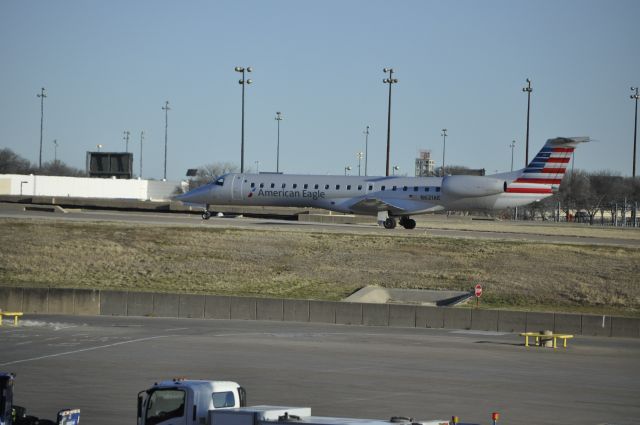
[{"left": 202, "top": 207, "right": 211, "bottom": 220}]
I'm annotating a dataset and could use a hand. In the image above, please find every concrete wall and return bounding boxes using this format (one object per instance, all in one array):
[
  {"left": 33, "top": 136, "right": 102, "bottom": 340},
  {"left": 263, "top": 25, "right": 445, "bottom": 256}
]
[
  {"left": 2, "top": 286, "right": 639, "bottom": 338},
  {"left": 0, "top": 174, "right": 181, "bottom": 201}
]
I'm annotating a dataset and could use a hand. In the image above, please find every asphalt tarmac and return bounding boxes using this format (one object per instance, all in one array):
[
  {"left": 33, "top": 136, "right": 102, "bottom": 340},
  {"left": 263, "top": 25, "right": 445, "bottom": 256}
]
[
  {"left": 1, "top": 205, "right": 639, "bottom": 247},
  {"left": 1, "top": 315, "right": 639, "bottom": 425}
]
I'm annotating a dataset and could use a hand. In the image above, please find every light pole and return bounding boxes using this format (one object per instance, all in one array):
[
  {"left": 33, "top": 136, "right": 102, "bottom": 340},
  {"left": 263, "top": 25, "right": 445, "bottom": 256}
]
[
  {"left": 344, "top": 165, "right": 352, "bottom": 176},
  {"left": 357, "top": 152, "right": 364, "bottom": 176},
  {"left": 631, "top": 87, "right": 639, "bottom": 178},
  {"left": 275, "top": 111, "right": 283, "bottom": 172},
  {"left": 392, "top": 165, "right": 400, "bottom": 176},
  {"left": 522, "top": 78, "right": 533, "bottom": 166},
  {"left": 383, "top": 68, "right": 398, "bottom": 176},
  {"left": 123, "top": 130, "right": 130, "bottom": 153},
  {"left": 510, "top": 140, "right": 516, "bottom": 171},
  {"left": 37, "top": 87, "right": 47, "bottom": 169},
  {"left": 52, "top": 139, "right": 58, "bottom": 163},
  {"left": 162, "top": 101, "right": 170, "bottom": 180},
  {"left": 97, "top": 144, "right": 103, "bottom": 152},
  {"left": 235, "top": 66, "right": 253, "bottom": 173},
  {"left": 441, "top": 129, "right": 448, "bottom": 177},
  {"left": 139, "top": 131, "right": 144, "bottom": 178},
  {"left": 363, "top": 125, "right": 370, "bottom": 176}
]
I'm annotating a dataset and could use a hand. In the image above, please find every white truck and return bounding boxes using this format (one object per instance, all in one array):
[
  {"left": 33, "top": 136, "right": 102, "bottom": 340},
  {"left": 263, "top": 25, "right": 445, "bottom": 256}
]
[{"left": 136, "top": 379, "right": 468, "bottom": 425}]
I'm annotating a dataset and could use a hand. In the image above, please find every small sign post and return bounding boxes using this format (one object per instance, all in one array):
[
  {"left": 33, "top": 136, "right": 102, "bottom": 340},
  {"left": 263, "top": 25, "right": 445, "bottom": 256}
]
[{"left": 474, "top": 284, "right": 482, "bottom": 308}]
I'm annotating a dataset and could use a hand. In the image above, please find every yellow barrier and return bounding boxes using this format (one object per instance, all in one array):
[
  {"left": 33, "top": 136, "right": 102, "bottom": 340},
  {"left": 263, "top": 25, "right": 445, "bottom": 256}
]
[
  {"left": 520, "top": 332, "right": 574, "bottom": 348},
  {"left": 0, "top": 312, "right": 23, "bottom": 326}
]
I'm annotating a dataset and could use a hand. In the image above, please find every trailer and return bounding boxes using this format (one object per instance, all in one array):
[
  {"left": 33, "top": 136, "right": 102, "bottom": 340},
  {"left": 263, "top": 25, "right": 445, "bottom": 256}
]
[{"left": 136, "top": 379, "right": 486, "bottom": 425}]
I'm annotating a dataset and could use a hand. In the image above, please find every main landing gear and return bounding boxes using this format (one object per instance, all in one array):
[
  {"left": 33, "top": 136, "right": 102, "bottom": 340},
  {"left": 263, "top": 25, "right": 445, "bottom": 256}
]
[
  {"left": 202, "top": 207, "right": 211, "bottom": 220},
  {"left": 399, "top": 216, "right": 416, "bottom": 229},
  {"left": 381, "top": 216, "right": 417, "bottom": 229}
]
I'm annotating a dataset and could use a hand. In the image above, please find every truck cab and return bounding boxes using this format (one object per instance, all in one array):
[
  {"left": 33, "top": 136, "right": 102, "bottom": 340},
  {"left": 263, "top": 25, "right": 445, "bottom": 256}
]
[{"left": 137, "top": 379, "right": 246, "bottom": 425}]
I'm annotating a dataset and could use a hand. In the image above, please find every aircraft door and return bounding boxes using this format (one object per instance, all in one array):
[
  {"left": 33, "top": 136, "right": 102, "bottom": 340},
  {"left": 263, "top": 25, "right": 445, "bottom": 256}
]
[{"left": 231, "top": 175, "right": 244, "bottom": 201}]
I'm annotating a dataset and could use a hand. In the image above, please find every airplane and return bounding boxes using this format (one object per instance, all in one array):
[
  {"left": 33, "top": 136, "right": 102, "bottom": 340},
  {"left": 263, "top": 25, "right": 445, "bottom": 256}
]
[{"left": 175, "top": 137, "right": 586, "bottom": 229}]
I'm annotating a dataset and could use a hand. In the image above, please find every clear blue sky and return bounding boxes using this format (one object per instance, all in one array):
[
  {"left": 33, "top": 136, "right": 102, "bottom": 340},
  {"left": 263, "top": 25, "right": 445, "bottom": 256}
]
[{"left": 1, "top": 0, "right": 638, "bottom": 180}]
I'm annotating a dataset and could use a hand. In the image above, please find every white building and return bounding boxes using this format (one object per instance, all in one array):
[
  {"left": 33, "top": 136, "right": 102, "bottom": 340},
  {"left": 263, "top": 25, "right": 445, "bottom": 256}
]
[{"left": 0, "top": 174, "right": 185, "bottom": 201}]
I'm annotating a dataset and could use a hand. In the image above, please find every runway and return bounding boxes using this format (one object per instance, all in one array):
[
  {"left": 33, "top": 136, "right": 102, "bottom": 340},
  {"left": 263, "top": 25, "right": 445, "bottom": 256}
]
[
  {"left": 1, "top": 205, "right": 639, "bottom": 247},
  {"left": 1, "top": 315, "right": 639, "bottom": 425}
]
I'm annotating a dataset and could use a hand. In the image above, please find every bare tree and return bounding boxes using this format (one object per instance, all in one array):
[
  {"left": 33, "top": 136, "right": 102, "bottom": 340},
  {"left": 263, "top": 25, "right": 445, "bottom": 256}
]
[
  {"left": 0, "top": 148, "right": 85, "bottom": 176},
  {"left": 0, "top": 148, "right": 31, "bottom": 174},
  {"left": 188, "top": 162, "right": 240, "bottom": 190}
]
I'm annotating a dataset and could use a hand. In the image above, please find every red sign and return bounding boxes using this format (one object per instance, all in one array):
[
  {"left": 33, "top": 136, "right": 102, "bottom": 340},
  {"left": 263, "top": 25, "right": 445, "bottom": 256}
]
[{"left": 474, "top": 284, "right": 483, "bottom": 297}]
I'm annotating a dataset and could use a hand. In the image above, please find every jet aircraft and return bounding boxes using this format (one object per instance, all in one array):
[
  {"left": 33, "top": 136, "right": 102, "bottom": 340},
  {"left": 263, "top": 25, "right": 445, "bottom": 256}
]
[{"left": 175, "top": 137, "right": 586, "bottom": 229}]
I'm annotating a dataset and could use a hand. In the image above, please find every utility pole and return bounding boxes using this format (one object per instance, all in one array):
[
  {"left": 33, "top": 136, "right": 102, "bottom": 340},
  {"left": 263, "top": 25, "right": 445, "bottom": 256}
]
[
  {"left": 363, "top": 125, "right": 370, "bottom": 176},
  {"left": 235, "top": 66, "right": 253, "bottom": 173},
  {"left": 139, "top": 131, "right": 144, "bottom": 178},
  {"left": 510, "top": 140, "right": 516, "bottom": 171},
  {"left": 162, "top": 101, "right": 170, "bottom": 180},
  {"left": 53, "top": 139, "right": 58, "bottom": 162},
  {"left": 631, "top": 87, "right": 639, "bottom": 178},
  {"left": 522, "top": 78, "right": 533, "bottom": 166},
  {"left": 441, "top": 129, "right": 448, "bottom": 177},
  {"left": 37, "top": 87, "right": 47, "bottom": 169},
  {"left": 383, "top": 68, "right": 398, "bottom": 176},
  {"left": 357, "top": 151, "right": 364, "bottom": 176},
  {"left": 123, "top": 130, "right": 130, "bottom": 153},
  {"left": 275, "top": 111, "right": 283, "bottom": 172}
]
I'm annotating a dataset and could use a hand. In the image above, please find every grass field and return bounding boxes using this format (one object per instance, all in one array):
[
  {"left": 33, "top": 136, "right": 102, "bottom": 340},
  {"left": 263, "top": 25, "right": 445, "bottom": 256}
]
[{"left": 1, "top": 217, "right": 639, "bottom": 317}]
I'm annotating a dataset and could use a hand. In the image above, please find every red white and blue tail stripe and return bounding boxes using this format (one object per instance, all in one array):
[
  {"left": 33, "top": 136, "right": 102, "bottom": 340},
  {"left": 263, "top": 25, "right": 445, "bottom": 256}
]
[{"left": 506, "top": 137, "right": 587, "bottom": 195}]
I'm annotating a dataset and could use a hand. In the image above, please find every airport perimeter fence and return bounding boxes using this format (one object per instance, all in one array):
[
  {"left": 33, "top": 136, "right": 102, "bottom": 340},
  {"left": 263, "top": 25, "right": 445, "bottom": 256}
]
[
  {"left": 505, "top": 201, "right": 640, "bottom": 227},
  {"left": 0, "top": 286, "right": 638, "bottom": 338}
]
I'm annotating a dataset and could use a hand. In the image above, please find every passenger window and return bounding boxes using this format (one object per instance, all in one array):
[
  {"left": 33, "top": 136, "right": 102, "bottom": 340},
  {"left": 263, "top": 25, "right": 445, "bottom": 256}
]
[
  {"left": 347, "top": 185, "right": 351, "bottom": 190},
  {"left": 358, "top": 185, "right": 362, "bottom": 190},
  {"left": 304, "top": 184, "right": 309, "bottom": 189},
  {"left": 212, "top": 391, "right": 235, "bottom": 408},
  {"left": 250, "top": 183, "right": 255, "bottom": 188},
  {"left": 368, "top": 185, "right": 373, "bottom": 190},
  {"left": 325, "top": 184, "right": 330, "bottom": 190},
  {"left": 414, "top": 186, "right": 419, "bottom": 191},
  {"left": 436, "top": 187, "right": 441, "bottom": 192},
  {"left": 282, "top": 183, "right": 286, "bottom": 188},
  {"left": 260, "top": 183, "right": 264, "bottom": 188},
  {"left": 381, "top": 186, "right": 386, "bottom": 191},
  {"left": 403, "top": 186, "right": 408, "bottom": 191},
  {"left": 335, "top": 185, "right": 340, "bottom": 190},
  {"left": 293, "top": 184, "right": 297, "bottom": 189},
  {"left": 270, "top": 183, "right": 275, "bottom": 188},
  {"left": 425, "top": 187, "right": 429, "bottom": 192},
  {"left": 392, "top": 186, "right": 397, "bottom": 191},
  {"left": 314, "top": 184, "right": 319, "bottom": 189}
]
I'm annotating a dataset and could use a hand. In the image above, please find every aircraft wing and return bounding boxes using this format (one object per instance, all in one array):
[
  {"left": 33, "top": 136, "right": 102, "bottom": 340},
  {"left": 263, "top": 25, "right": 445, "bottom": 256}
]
[{"left": 347, "top": 197, "right": 438, "bottom": 215}]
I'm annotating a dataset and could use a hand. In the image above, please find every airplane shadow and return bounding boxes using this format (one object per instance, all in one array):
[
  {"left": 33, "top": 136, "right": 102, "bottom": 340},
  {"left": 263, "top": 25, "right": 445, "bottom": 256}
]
[{"left": 474, "top": 340, "right": 523, "bottom": 347}]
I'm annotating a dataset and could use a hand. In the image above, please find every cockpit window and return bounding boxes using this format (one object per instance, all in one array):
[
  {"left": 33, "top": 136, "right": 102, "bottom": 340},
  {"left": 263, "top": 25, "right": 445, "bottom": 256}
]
[{"left": 215, "top": 177, "right": 224, "bottom": 186}]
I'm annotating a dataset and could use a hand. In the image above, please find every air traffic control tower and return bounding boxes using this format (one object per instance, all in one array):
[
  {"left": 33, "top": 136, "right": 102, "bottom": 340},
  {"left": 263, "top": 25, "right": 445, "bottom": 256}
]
[{"left": 415, "top": 150, "right": 435, "bottom": 177}]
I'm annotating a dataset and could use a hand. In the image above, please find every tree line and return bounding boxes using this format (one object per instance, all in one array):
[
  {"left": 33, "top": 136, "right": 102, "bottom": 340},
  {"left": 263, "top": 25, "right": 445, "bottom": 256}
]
[
  {"left": 0, "top": 148, "right": 85, "bottom": 177},
  {"left": 521, "top": 170, "right": 640, "bottom": 224}
]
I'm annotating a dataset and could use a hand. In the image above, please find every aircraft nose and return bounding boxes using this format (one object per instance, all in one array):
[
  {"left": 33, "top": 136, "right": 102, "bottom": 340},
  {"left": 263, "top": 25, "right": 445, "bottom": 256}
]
[{"left": 173, "top": 185, "right": 211, "bottom": 204}]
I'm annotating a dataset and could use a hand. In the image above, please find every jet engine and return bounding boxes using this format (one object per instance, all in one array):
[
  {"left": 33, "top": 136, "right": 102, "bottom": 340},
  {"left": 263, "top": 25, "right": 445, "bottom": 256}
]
[{"left": 441, "top": 175, "right": 506, "bottom": 198}]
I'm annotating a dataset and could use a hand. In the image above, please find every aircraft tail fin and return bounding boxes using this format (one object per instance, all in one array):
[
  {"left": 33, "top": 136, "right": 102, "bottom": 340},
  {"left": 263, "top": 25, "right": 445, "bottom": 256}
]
[{"left": 509, "top": 137, "right": 588, "bottom": 193}]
